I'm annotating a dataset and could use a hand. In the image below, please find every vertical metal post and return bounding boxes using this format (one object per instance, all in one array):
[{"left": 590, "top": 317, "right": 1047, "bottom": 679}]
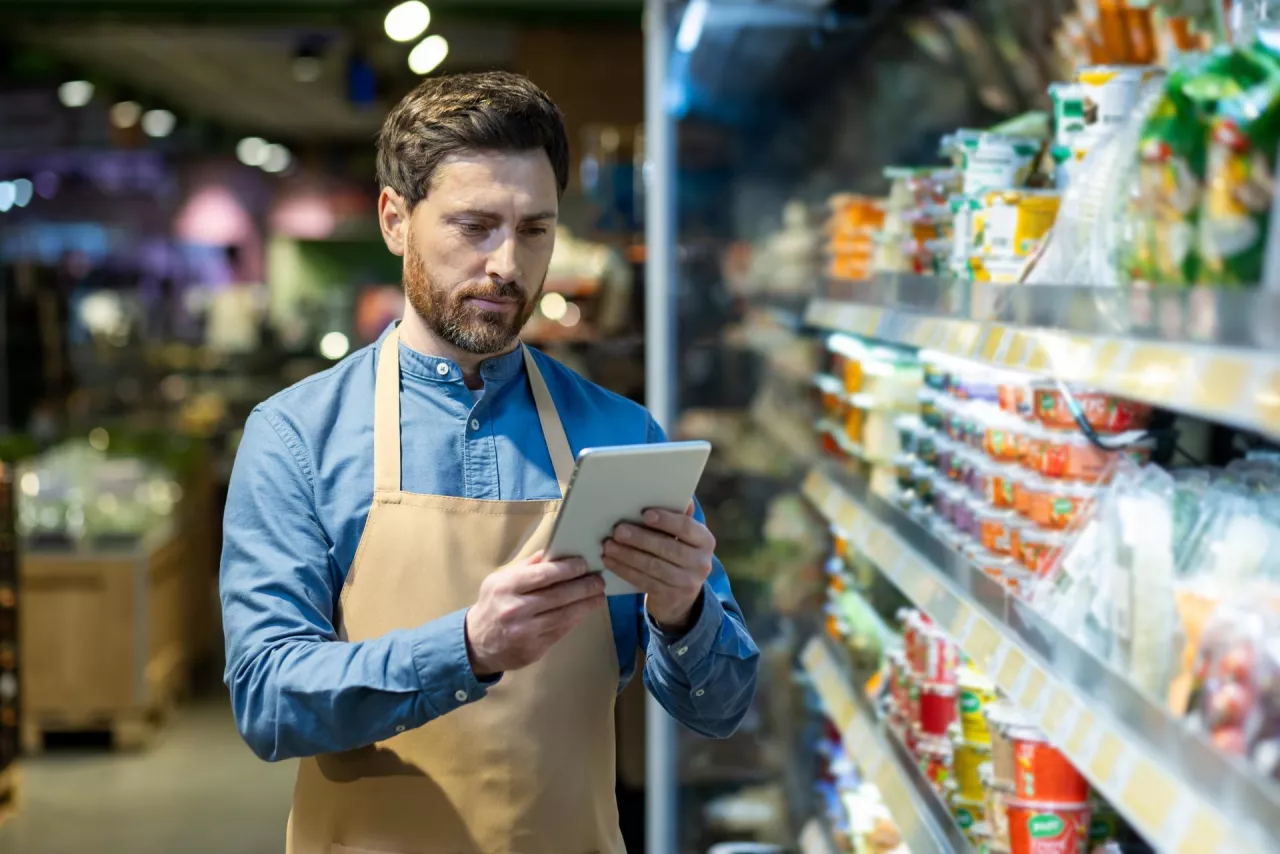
[{"left": 643, "top": 1, "right": 679, "bottom": 853}]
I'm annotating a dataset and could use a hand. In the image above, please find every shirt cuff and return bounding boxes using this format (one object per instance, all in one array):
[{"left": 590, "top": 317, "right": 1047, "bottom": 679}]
[
  {"left": 408, "top": 607, "right": 500, "bottom": 717},
  {"left": 646, "top": 582, "right": 723, "bottom": 675}
]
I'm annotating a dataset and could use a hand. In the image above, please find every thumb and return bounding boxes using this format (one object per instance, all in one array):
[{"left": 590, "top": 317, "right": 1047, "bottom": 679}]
[{"left": 685, "top": 501, "right": 695, "bottom": 517}]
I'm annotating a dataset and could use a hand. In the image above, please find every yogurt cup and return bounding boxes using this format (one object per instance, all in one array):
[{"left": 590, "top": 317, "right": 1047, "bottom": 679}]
[
  {"left": 957, "top": 667, "right": 999, "bottom": 744},
  {"left": 1011, "top": 728, "right": 1090, "bottom": 803},
  {"left": 976, "top": 505, "right": 1017, "bottom": 556},
  {"left": 1006, "top": 799, "right": 1091, "bottom": 854},
  {"left": 957, "top": 132, "right": 1042, "bottom": 194}
]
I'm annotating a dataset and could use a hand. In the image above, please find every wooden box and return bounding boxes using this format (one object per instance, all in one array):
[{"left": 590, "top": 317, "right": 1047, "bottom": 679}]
[{"left": 19, "top": 525, "right": 189, "bottom": 750}]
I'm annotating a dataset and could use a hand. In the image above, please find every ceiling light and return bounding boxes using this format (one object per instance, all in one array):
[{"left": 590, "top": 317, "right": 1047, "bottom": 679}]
[
  {"left": 385, "top": 1, "right": 431, "bottom": 42},
  {"left": 12, "top": 179, "right": 33, "bottom": 208},
  {"left": 261, "top": 144, "right": 292, "bottom": 174},
  {"left": 0, "top": 183, "right": 14, "bottom": 213},
  {"left": 141, "top": 109, "right": 176, "bottom": 138},
  {"left": 236, "top": 137, "right": 269, "bottom": 167},
  {"left": 408, "top": 34, "right": 448, "bottom": 75},
  {"left": 319, "top": 332, "right": 350, "bottom": 361},
  {"left": 58, "top": 80, "right": 94, "bottom": 108},
  {"left": 109, "top": 100, "right": 142, "bottom": 129},
  {"left": 539, "top": 292, "right": 568, "bottom": 322}
]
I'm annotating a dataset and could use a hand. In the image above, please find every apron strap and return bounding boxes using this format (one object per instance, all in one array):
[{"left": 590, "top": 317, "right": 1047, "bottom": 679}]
[
  {"left": 373, "top": 328, "right": 403, "bottom": 493},
  {"left": 522, "top": 345, "right": 575, "bottom": 497}
]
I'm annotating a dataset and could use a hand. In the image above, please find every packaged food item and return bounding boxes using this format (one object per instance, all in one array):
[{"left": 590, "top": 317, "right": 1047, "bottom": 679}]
[
  {"left": 949, "top": 196, "right": 983, "bottom": 277},
  {"left": 952, "top": 794, "right": 987, "bottom": 834},
  {"left": 957, "top": 667, "right": 998, "bottom": 744},
  {"left": 919, "top": 681, "right": 959, "bottom": 736},
  {"left": 950, "top": 727, "right": 990, "bottom": 800},
  {"left": 998, "top": 376, "right": 1030, "bottom": 418},
  {"left": 1011, "top": 729, "right": 1090, "bottom": 803},
  {"left": 1013, "top": 472, "right": 1040, "bottom": 518},
  {"left": 1026, "top": 479, "right": 1097, "bottom": 530},
  {"left": 1020, "top": 423, "right": 1048, "bottom": 471},
  {"left": 957, "top": 132, "right": 1043, "bottom": 195},
  {"left": 971, "top": 255, "right": 1029, "bottom": 284},
  {"left": 956, "top": 493, "right": 980, "bottom": 539},
  {"left": 918, "top": 736, "right": 953, "bottom": 790},
  {"left": 1131, "top": 48, "right": 1279, "bottom": 285},
  {"left": 1034, "top": 431, "right": 1152, "bottom": 482},
  {"left": 893, "top": 453, "right": 916, "bottom": 493},
  {"left": 912, "top": 462, "right": 936, "bottom": 506},
  {"left": 1078, "top": 65, "right": 1154, "bottom": 133},
  {"left": 916, "top": 428, "right": 939, "bottom": 467},
  {"left": 1029, "top": 382, "right": 1152, "bottom": 433},
  {"left": 1006, "top": 800, "right": 1092, "bottom": 854},
  {"left": 920, "top": 388, "right": 943, "bottom": 430},
  {"left": 977, "top": 552, "right": 1022, "bottom": 593},
  {"left": 984, "top": 411, "right": 1023, "bottom": 462},
  {"left": 1199, "top": 75, "right": 1280, "bottom": 287},
  {"left": 984, "top": 701, "right": 1029, "bottom": 788},
  {"left": 982, "top": 765, "right": 1014, "bottom": 846},
  {"left": 1018, "top": 526, "right": 1067, "bottom": 576},
  {"left": 982, "top": 462, "right": 1020, "bottom": 510},
  {"left": 975, "top": 190, "right": 1062, "bottom": 259},
  {"left": 977, "top": 505, "right": 1017, "bottom": 555}
]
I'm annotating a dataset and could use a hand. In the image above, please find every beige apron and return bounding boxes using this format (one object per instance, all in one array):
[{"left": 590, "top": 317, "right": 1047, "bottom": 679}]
[{"left": 286, "top": 328, "right": 624, "bottom": 854}]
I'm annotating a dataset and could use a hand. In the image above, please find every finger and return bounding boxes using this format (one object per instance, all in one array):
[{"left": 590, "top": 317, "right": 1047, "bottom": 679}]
[
  {"left": 639, "top": 508, "right": 716, "bottom": 549},
  {"left": 602, "top": 540, "right": 683, "bottom": 587},
  {"left": 530, "top": 592, "right": 606, "bottom": 636},
  {"left": 528, "top": 572, "right": 606, "bottom": 614},
  {"left": 601, "top": 555, "right": 673, "bottom": 594},
  {"left": 512, "top": 557, "right": 590, "bottom": 593},
  {"left": 612, "top": 523, "right": 703, "bottom": 568}
]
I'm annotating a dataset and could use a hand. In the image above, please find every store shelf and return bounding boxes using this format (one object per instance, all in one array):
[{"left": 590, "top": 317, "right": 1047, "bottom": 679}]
[
  {"left": 806, "top": 273, "right": 1280, "bottom": 440},
  {"left": 801, "top": 462, "right": 1280, "bottom": 854},
  {"left": 801, "top": 634, "right": 972, "bottom": 854},
  {"left": 797, "top": 817, "right": 840, "bottom": 854},
  {"left": 814, "top": 419, "right": 867, "bottom": 461}
]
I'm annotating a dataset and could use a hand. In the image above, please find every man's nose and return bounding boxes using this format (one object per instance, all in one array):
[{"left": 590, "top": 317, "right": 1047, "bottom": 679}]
[{"left": 486, "top": 234, "right": 520, "bottom": 283}]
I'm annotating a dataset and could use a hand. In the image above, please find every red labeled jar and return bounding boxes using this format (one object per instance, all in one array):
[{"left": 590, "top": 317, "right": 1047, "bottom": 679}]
[
  {"left": 919, "top": 681, "right": 959, "bottom": 736},
  {"left": 1012, "top": 729, "right": 1089, "bottom": 803},
  {"left": 1006, "top": 800, "right": 1092, "bottom": 854}
]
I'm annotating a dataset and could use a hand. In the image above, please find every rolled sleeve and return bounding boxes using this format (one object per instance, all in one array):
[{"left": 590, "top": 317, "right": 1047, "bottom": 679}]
[
  {"left": 646, "top": 584, "right": 722, "bottom": 678},
  {"left": 409, "top": 607, "right": 500, "bottom": 715}
]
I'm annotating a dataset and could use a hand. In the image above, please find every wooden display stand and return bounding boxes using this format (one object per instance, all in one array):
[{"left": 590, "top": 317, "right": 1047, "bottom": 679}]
[{"left": 19, "top": 525, "right": 191, "bottom": 752}]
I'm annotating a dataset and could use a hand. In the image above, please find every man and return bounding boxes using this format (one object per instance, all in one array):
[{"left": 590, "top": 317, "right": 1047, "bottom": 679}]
[{"left": 220, "top": 72, "right": 759, "bottom": 854}]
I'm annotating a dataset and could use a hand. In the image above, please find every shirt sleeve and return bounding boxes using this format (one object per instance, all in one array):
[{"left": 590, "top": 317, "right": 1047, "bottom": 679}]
[
  {"left": 639, "top": 418, "right": 760, "bottom": 739},
  {"left": 220, "top": 407, "right": 497, "bottom": 762}
]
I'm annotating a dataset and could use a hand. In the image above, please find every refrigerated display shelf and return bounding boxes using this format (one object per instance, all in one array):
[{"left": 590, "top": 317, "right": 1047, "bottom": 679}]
[
  {"left": 814, "top": 419, "right": 867, "bottom": 461},
  {"left": 801, "top": 462, "right": 1280, "bottom": 854},
  {"left": 806, "top": 274, "right": 1280, "bottom": 441},
  {"left": 802, "top": 635, "right": 974, "bottom": 854}
]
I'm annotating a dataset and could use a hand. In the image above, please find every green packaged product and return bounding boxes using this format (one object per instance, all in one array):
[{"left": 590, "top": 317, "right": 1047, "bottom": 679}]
[
  {"left": 1131, "top": 48, "right": 1280, "bottom": 286},
  {"left": 1199, "top": 76, "right": 1280, "bottom": 286}
]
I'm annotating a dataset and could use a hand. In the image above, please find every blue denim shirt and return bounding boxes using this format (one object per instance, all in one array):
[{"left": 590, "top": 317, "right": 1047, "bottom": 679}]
[{"left": 220, "top": 324, "right": 760, "bottom": 761}]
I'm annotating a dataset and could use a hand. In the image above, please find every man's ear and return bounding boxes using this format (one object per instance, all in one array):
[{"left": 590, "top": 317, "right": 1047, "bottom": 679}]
[{"left": 378, "top": 188, "right": 410, "bottom": 256}]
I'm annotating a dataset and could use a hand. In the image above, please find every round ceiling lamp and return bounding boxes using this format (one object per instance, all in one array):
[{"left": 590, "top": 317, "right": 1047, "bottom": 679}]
[
  {"left": 385, "top": 1, "right": 431, "bottom": 42},
  {"left": 58, "top": 80, "right": 94, "bottom": 108},
  {"left": 408, "top": 34, "right": 448, "bottom": 75}
]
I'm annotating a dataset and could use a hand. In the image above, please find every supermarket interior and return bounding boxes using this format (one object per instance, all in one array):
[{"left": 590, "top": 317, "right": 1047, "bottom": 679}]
[{"left": 4, "top": 0, "right": 1280, "bottom": 853}]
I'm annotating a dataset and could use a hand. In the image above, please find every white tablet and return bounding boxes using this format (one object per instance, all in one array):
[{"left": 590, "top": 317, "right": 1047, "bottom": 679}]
[{"left": 545, "top": 441, "right": 713, "bottom": 596}]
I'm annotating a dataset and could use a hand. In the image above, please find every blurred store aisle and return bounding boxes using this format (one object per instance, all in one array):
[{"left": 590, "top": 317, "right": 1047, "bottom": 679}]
[{"left": 0, "top": 697, "right": 295, "bottom": 854}]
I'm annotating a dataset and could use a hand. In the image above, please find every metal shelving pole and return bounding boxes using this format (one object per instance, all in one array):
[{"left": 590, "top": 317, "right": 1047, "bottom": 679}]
[{"left": 644, "top": 0, "right": 678, "bottom": 852}]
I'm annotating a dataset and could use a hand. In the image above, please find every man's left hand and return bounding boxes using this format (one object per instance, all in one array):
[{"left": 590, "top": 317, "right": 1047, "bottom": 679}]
[{"left": 602, "top": 504, "right": 715, "bottom": 635}]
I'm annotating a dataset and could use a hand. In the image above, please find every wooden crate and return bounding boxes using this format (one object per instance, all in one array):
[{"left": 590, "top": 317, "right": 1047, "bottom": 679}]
[{"left": 19, "top": 525, "right": 189, "bottom": 752}]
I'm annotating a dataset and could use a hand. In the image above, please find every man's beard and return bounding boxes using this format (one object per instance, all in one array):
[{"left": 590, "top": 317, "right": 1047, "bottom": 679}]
[{"left": 403, "top": 239, "right": 542, "bottom": 356}]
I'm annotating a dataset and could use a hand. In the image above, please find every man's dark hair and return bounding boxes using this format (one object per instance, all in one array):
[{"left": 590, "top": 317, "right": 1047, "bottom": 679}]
[{"left": 376, "top": 71, "right": 570, "bottom": 207}]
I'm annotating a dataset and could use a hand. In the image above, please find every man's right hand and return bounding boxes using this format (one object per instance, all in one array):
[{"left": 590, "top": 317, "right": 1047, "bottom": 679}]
[{"left": 463, "top": 551, "right": 606, "bottom": 678}]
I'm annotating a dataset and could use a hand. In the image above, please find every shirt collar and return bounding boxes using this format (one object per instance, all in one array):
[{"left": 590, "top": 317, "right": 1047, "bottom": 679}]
[{"left": 379, "top": 321, "right": 526, "bottom": 385}]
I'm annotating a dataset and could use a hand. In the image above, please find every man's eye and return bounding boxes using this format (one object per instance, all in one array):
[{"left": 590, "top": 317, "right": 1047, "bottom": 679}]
[
  {"left": 524, "top": 227, "right": 548, "bottom": 237},
  {"left": 459, "top": 223, "right": 486, "bottom": 235}
]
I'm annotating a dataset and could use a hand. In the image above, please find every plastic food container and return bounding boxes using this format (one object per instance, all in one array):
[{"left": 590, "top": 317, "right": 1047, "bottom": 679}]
[
  {"left": 1026, "top": 479, "right": 1096, "bottom": 530},
  {"left": 952, "top": 734, "right": 991, "bottom": 801},
  {"left": 957, "top": 667, "right": 998, "bottom": 744},
  {"left": 976, "top": 552, "right": 1020, "bottom": 592},
  {"left": 956, "top": 447, "right": 980, "bottom": 489},
  {"left": 919, "top": 388, "right": 943, "bottom": 430},
  {"left": 1019, "top": 423, "right": 1048, "bottom": 472},
  {"left": 919, "top": 681, "right": 959, "bottom": 736},
  {"left": 1012, "top": 472, "right": 1043, "bottom": 519},
  {"left": 1006, "top": 800, "right": 1091, "bottom": 854},
  {"left": 957, "top": 132, "right": 1042, "bottom": 195},
  {"left": 956, "top": 494, "right": 981, "bottom": 539},
  {"left": 893, "top": 453, "right": 916, "bottom": 492},
  {"left": 911, "top": 462, "right": 936, "bottom": 506},
  {"left": 1029, "top": 381, "right": 1151, "bottom": 433},
  {"left": 935, "top": 480, "right": 956, "bottom": 524},
  {"left": 1035, "top": 430, "right": 1153, "bottom": 483},
  {"left": 998, "top": 377, "right": 1030, "bottom": 417},
  {"left": 895, "top": 415, "right": 921, "bottom": 457},
  {"left": 916, "top": 428, "right": 939, "bottom": 467},
  {"left": 1011, "top": 729, "right": 1089, "bottom": 803},
  {"left": 974, "top": 189, "right": 1061, "bottom": 259},
  {"left": 976, "top": 505, "right": 1016, "bottom": 555},
  {"left": 983, "top": 702, "right": 1028, "bottom": 788},
  {"left": 984, "top": 411, "right": 1023, "bottom": 462},
  {"left": 1018, "top": 526, "right": 1066, "bottom": 576},
  {"left": 982, "top": 765, "right": 1014, "bottom": 845},
  {"left": 952, "top": 793, "right": 986, "bottom": 835},
  {"left": 917, "top": 736, "right": 953, "bottom": 790}
]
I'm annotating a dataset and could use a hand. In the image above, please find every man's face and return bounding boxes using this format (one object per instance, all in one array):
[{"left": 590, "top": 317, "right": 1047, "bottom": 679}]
[{"left": 400, "top": 149, "right": 558, "bottom": 355}]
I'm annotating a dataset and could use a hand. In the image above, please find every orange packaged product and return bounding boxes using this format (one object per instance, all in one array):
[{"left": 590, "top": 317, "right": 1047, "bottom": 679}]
[
  {"left": 1018, "top": 526, "right": 1066, "bottom": 576},
  {"left": 1011, "top": 729, "right": 1090, "bottom": 803},
  {"left": 1006, "top": 800, "right": 1092, "bottom": 854},
  {"left": 1012, "top": 472, "right": 1046, "bottom": 520},
  {"left": 1124, "top": 3, "right": 1156, "bottom": 65},
  {"left": 1035, "top": 431, "right": 1153, "bottom": 483},
  {"left": 980, "top": 461, "right": 1020, "bottom": 510},
  {"left": 1019, "top": 423, "right": 1047, "bottom": 472},
  {"left": 841, "top": 355, "right": 863, "bottom": 394},
  {"left": 1026, "top": 480, "right": 1096, "bottom": 530},
  {"left": 1029, "top": 381, "right": 1151, "bottom": 433},
  {"left": 976, "top": 506, "right": 1017, "bottom": 556},
  {"left": 1097, "top": 0, "right": 1130, "bottom": 64},
  {"left": 983, "top": 411, "right": 1023, "bottom": 462}
]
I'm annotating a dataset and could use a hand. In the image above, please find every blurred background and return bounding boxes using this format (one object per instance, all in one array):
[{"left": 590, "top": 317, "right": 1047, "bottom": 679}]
[{"left": 0, "top": 1, "right": 1138, "bottom": 853}]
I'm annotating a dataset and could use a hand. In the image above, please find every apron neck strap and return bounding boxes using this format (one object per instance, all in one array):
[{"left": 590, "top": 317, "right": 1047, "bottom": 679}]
[
  {"left": 372, "top": 327, "right": 575, "bottom": 496},
  {"left": 521, "top": 345, "right": 575, "bottom": 496}
]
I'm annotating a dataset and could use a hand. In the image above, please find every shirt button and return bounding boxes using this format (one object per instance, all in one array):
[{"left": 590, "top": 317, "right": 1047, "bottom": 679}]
[
  {"left": 677, "top": 646, "right": 688, "bottom": 656},
  {"left": 695, "top": 689, "right": 706, "bottom": 697},
  {"left": 395, "top": 725, "right": 406, "bottom": 733},
  {"left": 470, "top": 419, "right": 480, "bottom": 431},
  {"left": 436, "top": 363, "right": 449, "bottom": 376},
  {"left": 455, "top": 689, "right": 468, "bottom": 703}
]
